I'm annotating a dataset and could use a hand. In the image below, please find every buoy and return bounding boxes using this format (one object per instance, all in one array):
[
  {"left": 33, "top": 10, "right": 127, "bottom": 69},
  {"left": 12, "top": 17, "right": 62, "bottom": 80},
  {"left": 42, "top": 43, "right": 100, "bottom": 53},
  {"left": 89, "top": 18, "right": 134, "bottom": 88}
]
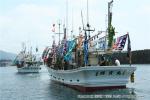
[{"left": 130, "top": 72, "right": 135, "bottom": 83}]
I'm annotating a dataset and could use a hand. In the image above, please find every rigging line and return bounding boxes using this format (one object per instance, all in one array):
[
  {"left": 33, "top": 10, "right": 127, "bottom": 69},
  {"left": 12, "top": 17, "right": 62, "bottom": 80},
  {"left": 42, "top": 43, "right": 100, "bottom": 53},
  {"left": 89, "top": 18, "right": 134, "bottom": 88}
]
[
  {"left": 81, "top": 10, "right": 85, "bottom": 30},
  {"left": 87, "top": 0, "right": 89, "bottom": 25},
  {"left": 71, "top": 8, "right": 73, "bottom": 39},
  {"left": 66, "top": 0, "right": 68, "bottom": 37}
]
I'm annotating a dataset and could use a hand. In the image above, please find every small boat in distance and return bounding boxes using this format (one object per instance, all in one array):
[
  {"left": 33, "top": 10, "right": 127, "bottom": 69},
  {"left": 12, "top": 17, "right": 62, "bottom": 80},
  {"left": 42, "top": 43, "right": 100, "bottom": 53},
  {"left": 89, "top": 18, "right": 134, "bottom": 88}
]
[
  {"left": 43, "top": 0, "right": 136, "bottom": 92},
  {"left": 14, "top": 44, "right": 41, "bottom": 73}
]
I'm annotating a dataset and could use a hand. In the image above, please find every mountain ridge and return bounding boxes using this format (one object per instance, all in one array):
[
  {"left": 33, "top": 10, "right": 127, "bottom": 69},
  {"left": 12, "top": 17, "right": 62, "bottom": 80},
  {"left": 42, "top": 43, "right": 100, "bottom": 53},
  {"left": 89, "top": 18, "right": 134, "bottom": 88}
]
[{"left": 0, "top": 50, "right": 17, "bottom": 60}]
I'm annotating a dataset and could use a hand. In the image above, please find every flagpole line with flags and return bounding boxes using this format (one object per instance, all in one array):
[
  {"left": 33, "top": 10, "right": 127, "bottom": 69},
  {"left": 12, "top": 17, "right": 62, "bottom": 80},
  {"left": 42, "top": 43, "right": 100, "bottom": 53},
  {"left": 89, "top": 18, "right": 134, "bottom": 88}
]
[
  {"left": 51, "top": 23, "right": 57, "bottom": 64},
  {"left": 127, "top": 32, "right": 132, "bottom": 66}
]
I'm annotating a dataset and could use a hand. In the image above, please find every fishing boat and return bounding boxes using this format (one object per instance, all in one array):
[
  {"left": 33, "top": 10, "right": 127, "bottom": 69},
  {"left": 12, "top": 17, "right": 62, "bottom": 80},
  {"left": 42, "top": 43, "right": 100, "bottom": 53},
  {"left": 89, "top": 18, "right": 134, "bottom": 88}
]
[
  {"left": 14, "top": 44, "right": 41, "bottom": 73},
  {"left": 43, "top": 0, "right": 136, "bottom": 92}
]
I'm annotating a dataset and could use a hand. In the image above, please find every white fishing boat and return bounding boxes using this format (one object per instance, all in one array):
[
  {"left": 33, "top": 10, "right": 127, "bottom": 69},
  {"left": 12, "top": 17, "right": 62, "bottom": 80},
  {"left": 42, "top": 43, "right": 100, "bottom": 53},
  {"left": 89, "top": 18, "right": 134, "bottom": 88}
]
[
  {"left": 14, "top": 44, "right": 41, "bottom": 73},
  {"left": 17, "top": 61, "right": 41, "bottom": 73},
  {"left": 46, "top": 66, "right": 135, "bottom": 92},
  {"left": 43, "top": 0, "right": 136, "bottom": 92}
]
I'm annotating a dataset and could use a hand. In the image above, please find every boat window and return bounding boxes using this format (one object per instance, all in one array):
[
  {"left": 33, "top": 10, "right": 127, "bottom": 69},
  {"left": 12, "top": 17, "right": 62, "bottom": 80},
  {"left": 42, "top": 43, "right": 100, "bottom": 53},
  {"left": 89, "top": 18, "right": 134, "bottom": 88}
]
[
  {"left": 117, "top": 71, "right": 121, "bottom": 75},
  {"left": 96, "top": 72, "right": 98, "bottom": 76},
  {"left": 100, "top": 71, "right": 105, "bottom": 75},
  {"left": 109, "top": 71, "right": 113, "bottom": 75},
  {"left": 122, "top": 71, "right": 126, "bottom": 75},
  {"left": 53, "top": 76, "right": 56, "bottom": 79}
]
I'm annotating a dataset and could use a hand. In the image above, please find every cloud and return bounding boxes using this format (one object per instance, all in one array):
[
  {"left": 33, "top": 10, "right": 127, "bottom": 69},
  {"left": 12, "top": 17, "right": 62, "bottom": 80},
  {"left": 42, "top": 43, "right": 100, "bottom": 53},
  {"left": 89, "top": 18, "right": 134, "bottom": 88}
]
[
  {"left": 0, "top": 4, "right": 60, "bottom": 53},
  {"left": 138, "top": 5, "right": 150, "bottom": 16},
  {"left": 14, "top": 4, "right": 58, "bottom": 17},
  {"left": 0, "top": 0, "right": 150, "bottom": 53}
]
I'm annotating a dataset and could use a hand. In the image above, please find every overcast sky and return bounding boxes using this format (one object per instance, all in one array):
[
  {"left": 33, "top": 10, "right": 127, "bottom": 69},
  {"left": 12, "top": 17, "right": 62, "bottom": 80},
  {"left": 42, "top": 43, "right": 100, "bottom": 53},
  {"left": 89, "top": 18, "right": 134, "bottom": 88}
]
[{"left": 0, "top": 0, "right": 150, "bottom": 54}]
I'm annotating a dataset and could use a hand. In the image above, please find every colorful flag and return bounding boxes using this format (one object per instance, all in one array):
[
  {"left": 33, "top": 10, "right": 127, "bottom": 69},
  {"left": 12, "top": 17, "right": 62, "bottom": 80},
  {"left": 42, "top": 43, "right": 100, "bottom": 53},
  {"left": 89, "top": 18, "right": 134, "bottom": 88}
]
[
  {"left": 77, "top": 34, "right": 83, "bottom": 49},
  {"left": 51, "top": 40, "right": 56, "bottom": 63},
  {"left": 84, "top": 31, "right": 88, "bottom": 66},
  {"left": 42, "top": 47, "right": 48, "bottom": 59},
  {"left": 97, "top": 36, "right": 106, "bottom": 50},
  {"left": 64, "top": 40, "right": 76, "bottom": 61},
  {"left": 113, "top": 34, "right": 127, "bottom": 50},
  {"left": 63, "top": 28, "right": 67, "bottom": 54}
]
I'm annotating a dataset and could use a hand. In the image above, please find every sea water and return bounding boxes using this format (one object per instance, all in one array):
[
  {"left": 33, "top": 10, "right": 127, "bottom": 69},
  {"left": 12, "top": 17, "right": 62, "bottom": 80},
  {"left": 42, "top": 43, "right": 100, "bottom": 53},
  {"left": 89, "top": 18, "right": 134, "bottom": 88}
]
[{"left": 0, "top": 65, "right": 150, "bottom": 100}]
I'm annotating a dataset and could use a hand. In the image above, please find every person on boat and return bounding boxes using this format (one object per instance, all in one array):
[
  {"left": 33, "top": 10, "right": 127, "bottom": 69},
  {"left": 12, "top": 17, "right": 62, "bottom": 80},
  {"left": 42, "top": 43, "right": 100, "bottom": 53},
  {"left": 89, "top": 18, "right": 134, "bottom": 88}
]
[
  {"left": 15, "top": 60, "right": 21, "bottom": 68},
  {"left": 47, "top": 53, "right": 53, "bottom": 67},
  {"left": 99, "top": 55, "right": 106, "bottom": 66},
  {"left": 20, "top": 60, "right": 24, "bottom": 67},
  {"left": 64, "top": 59, "right": 68, "bottom": 70},
  {"left": 43, "top": 57, "right": 47, "bottom": 65},
  {"left": 115, "top": 58, "right": 120, "bottom": 66}
]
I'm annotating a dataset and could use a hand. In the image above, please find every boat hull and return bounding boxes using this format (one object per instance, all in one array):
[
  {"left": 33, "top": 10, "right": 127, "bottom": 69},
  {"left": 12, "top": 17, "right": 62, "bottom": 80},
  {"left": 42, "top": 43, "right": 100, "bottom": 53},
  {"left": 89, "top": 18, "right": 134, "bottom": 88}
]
[
  {"left": 51, "top": 79, "right": 126, "bottom": 92},
  {"left": 17, "top": 66, "right": 41, "bottom": 73},
  {"left": 47, "top": 66, "right": 136, "bottom": 92}
]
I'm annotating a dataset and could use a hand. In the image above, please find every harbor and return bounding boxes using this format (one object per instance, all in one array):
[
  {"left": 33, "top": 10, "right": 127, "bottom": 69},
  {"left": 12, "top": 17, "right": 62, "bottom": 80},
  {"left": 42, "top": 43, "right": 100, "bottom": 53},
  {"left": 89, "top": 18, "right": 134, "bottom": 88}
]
[
  {"left": 0, "top": 0, "right": 150, "bottom": 99},
  {"left": 0, "top": 65, "right": 150, "bottom": 100}
]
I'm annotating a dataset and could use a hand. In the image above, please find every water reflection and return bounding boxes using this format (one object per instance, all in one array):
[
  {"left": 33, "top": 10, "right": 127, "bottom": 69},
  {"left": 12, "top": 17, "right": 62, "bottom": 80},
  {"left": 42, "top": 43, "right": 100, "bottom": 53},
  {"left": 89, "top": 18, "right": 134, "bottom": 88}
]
[{"left": 48, "top": 81, "right": 137, "bottom": 100}]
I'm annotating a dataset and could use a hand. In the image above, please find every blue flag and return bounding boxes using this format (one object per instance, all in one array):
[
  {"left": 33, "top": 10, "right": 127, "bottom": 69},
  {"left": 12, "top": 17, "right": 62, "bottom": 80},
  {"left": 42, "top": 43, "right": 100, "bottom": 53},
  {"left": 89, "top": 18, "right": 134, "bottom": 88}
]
[{"left": 84, "top": 31, "right": 88, "bottom": 66}]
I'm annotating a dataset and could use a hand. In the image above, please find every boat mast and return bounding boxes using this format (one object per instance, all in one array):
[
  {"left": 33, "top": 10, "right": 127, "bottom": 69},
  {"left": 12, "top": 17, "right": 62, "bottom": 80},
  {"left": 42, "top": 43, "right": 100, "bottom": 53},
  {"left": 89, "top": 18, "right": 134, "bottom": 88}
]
[
  {"left": 108, "top": 0, "right": 113, "bottom": 31},
  {"left": 107, "top": 0, "right": 114, "bottom": 51},
  {"left": 86, "top": 0, "right": 91, "bottom": 38},
  {"left": 58, "top": 21, "right": 61, "bottom": 45},
  {"left": 66, "top": 0, "right": 68, "bottom": 38},
  {"left": 55, "top": 20, "right": 63, "bottom": 45},
  {"left": 22, "top": 42, "right": 26, "bottom": 53},
  {"left": 104, "top": 13, "right": 108, "bottom": 52},
  {"left": 83, "top": 0, "right": 95, "bottom": 66},
  {"left": 87, "top": 0, "right": 89, "bottom": 29}
]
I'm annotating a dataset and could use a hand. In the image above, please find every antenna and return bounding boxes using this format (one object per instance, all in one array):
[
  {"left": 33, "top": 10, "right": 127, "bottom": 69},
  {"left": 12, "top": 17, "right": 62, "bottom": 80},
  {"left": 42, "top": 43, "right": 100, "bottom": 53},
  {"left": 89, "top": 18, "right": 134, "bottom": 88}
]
[{"left": 81, "top": 10, "right": 85, "bottom": 30}]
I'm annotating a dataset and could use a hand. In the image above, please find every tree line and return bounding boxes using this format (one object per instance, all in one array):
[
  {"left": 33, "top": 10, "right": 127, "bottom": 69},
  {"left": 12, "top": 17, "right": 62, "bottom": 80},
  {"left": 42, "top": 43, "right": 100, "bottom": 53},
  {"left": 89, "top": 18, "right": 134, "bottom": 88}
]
[{"left": 112, "top": 49, "right": 150, "bottom": 64}]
